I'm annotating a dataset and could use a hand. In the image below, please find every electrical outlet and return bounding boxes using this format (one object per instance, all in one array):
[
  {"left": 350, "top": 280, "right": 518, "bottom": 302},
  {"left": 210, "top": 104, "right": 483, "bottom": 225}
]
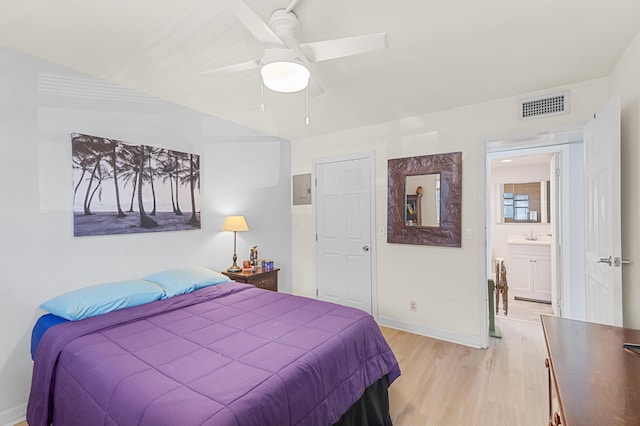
[{"left": 409, "top": 300, "right": 417, "bottom": 312}]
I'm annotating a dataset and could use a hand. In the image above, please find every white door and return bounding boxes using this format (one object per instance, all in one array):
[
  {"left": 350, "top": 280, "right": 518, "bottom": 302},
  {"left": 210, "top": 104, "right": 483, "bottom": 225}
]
[
  {"left": 584, "top": 96, "right": 623, "bottom": 326},
  {"left": 314, "top": 154, "right": 374, "bottom": 314}
]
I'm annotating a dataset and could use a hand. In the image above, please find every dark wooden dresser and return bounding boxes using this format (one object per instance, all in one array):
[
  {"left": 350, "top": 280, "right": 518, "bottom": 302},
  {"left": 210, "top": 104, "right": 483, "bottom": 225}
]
[
  {"left": 222, "top": 268, "right": 279, "bottom": 292},
  {"left": 541, "top": 315, "right": 640, "bottom": 425}
]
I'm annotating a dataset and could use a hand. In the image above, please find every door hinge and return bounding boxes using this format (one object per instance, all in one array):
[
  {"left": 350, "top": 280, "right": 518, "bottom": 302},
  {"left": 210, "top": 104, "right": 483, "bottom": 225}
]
[
  {"left": 316, "top": 288, "right": 318, "bottom": 297},
  {"left": 315, "top": 233, "right": 318, "bottom": 241},
  {"left": 555, "top": 168, "right": 560, "bottom": 177}
]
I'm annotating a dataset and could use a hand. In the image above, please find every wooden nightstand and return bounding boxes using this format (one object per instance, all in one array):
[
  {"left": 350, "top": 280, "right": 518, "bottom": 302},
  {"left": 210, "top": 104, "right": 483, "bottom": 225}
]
[{"left": 222, "top": 268, "right": 280, "bottom": 292}]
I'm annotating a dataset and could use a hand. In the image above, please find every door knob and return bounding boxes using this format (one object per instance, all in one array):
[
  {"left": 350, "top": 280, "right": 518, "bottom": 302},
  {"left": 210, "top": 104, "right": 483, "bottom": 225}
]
[
  {"left": 362, "top": 245, "right": 369, "bottom": 251},
  {"left": 597, "top": 256, "right": 612, "bottom": 266}
]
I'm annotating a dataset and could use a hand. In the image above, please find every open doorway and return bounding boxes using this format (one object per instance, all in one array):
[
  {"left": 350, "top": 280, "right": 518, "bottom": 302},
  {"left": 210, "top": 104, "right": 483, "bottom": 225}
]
[
  {"left": 484, "top": 128, "right": 586, "bottom": 326},
  {"left": 489, "top": 152, "right": 556, "bottom": 323}
]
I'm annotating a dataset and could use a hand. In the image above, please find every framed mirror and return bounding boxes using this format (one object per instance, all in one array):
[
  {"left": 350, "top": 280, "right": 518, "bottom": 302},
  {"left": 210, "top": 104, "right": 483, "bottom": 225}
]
[
  {"left": 405, "top": 174, "right": 440, "bottom": 227},
  {"left": 388, "top": 152, "right": 462, "bottom": 247}
]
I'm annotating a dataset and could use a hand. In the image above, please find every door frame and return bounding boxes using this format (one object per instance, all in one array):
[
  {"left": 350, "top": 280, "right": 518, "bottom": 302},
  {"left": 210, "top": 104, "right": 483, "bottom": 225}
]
[
  {"left": 312, "top": 151, "right": 378, "bottom": 318},
  {"left": 478, "top": 124, "right": 584, "bottom": 347}
]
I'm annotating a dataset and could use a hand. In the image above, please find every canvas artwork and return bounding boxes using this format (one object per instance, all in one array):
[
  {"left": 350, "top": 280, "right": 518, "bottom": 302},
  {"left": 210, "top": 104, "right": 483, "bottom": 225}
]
[{"left": 72, "top": 132, "right": 201, "bottom": 237}]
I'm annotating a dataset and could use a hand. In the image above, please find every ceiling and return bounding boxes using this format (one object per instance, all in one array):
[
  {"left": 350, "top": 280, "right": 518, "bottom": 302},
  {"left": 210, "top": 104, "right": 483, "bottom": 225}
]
[{"left": 1, "top": 0, "right": 639, "bottom": 141}]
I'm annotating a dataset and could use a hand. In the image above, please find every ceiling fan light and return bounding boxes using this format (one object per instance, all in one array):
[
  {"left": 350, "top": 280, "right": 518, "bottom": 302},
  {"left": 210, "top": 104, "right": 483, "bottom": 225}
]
[{"left": 260, "top": 61, "right": 310, "bottom": 93}]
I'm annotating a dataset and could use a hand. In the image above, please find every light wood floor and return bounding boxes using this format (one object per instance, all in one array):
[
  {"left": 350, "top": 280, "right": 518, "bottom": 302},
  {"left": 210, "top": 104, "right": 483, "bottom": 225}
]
[
  {"left": 15, "top": 303, "right": 550, "bottom": 426},
  {"left": 382, "top": 313, "right": 548, "bottom": 426},
  {"left": 496, "top": 296, "right": 553, "bottom": 323}
]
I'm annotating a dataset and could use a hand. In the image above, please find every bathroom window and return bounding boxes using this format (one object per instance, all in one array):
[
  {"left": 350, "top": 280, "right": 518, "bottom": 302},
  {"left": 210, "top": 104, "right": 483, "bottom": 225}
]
[
  {"left": 503, "top": 193, "right": 531, "bottom": 221},
  {"left": 513, "top": 194, "right": 530, "bottom": 221},
  {"left": 500, "top": 182, "right": 547, "bottom": 223}
]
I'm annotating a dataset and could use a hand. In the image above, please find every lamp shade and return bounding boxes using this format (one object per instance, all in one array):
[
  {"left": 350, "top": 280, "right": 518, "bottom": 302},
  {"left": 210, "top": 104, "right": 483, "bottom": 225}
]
[{"left": 222, "top": 215, "right": 249, "bottom": 232}]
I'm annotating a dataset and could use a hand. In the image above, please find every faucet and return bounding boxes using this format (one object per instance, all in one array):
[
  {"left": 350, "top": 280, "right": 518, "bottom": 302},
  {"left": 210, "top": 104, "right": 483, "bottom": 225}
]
[{"left": 526, "top": 229, "right": 537, "bottom": 241}]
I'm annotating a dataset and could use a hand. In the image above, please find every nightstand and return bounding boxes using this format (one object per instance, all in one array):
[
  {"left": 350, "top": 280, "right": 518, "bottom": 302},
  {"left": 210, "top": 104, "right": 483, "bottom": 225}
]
[{"left": 222, "top": 268, "right": 280, "bottom": 292}]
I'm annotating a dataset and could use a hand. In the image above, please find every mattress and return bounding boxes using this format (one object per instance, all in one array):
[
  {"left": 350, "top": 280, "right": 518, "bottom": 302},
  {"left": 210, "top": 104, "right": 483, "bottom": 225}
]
[{"left": 28, "top": 281, "right": 400, "bottom": 426}]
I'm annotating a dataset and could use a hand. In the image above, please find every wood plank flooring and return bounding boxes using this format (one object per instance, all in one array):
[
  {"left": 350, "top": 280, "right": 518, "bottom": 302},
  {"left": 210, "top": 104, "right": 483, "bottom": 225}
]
[
  {"left": 15, "top": 305, "right": 550, "bottom": 426},
  {"left": 382, "top": 315, "right": 548, "bottom": 426}
]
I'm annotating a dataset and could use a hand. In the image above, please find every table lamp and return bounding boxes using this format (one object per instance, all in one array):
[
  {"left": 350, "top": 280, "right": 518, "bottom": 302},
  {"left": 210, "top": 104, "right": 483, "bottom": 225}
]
[{"left": 222, "top": 215, "right": 249, "bottom": 272}]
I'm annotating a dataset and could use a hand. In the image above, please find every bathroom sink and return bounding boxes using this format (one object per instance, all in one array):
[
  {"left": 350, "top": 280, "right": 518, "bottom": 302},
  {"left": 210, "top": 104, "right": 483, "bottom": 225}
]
[{"left": 507, "top": 234, "right": 551, "bottom": 245}]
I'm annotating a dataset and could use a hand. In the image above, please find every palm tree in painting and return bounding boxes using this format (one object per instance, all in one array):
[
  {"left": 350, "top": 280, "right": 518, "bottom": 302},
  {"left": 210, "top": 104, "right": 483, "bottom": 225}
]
[
  {"left": 137, "top": 145, "right": 158, "bottom": 229},
  {"left": 72, "top": 137, "right": 95, "bottom": 206},
  {"left": 144, "top": 146, "right": 163, "bottom": 216},
  {"left": 73, "top": 134, "right": 108, "bottom": 215},
  {"left": 118, "top": 144, "right": 140, "bottom": 213},
  {"left": 172, "top": 150, "right": 188, "bottom": 216},
  {"left": 156, "top": 152, "right": 178, "bottom": 213},
  {"left": 104, "top": 138, "right": 126, "bottom": 217},
  {"left": 186, "top": 153, "right": 200, "bottom": 227},
  {"left": 86, "top": 162, "right": 109, "bottom": 211}
]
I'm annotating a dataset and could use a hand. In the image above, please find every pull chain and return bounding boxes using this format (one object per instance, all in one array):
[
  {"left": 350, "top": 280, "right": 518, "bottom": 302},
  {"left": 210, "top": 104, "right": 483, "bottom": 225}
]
[
  {"left": 260, "top": 79, "right": 265, "bottom": 113},
  {"left": 305, "top": 85, "right": 310, "bottom": 125}
]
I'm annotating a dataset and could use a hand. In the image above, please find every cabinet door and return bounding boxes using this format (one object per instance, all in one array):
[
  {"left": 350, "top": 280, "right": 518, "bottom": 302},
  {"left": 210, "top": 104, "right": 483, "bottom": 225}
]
[
  {"left": 532, "top": 255, "right": 552, "bottom": 302},
  {"left": 508, "top": 254, "right": 533, "bottom": 296}
]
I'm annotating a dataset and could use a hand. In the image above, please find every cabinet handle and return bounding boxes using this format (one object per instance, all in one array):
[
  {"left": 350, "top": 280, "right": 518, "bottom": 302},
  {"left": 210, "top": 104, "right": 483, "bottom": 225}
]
[{"left": 362, "top": 245, "right": 369, "bottom": 252}]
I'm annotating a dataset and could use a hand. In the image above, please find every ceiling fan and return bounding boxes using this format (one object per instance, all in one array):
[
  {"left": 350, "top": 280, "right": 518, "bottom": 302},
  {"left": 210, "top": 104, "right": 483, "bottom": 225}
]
[{"left": 199, "top": 0, "right": 388, "bottom": 94}]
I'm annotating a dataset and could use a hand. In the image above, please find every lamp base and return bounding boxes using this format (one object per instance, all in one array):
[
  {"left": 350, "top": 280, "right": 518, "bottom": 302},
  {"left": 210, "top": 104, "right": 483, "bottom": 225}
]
[{"left": 228, "top": 249, "right": 241, "bottom": 272}]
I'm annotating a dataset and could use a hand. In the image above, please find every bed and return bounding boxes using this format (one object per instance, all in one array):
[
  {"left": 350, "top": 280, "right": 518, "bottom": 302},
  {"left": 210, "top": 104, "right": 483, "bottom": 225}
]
[{"left": 27, "top": 268, "right": 400, "bottom": 426}]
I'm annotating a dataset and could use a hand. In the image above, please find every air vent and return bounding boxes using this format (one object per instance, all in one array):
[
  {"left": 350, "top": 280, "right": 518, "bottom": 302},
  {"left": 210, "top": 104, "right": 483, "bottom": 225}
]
[{"left": 518, "top": 91, "right": 569, "bottom": 120}]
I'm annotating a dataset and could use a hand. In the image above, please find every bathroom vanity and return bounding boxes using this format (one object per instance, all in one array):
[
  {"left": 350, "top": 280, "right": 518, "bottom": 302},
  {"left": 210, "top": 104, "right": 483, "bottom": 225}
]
[{"left": 507, "top": 235, "right": 552, "bottom": 303}]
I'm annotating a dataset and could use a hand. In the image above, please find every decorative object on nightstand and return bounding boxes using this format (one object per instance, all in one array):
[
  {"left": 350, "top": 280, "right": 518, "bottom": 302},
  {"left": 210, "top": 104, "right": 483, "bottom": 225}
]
[
  {"left": 222, "top": 267, "right": 280, "bottom": 292},
  {"left": 250, "top": 246, "right": 258, "bottom": 267},
  {"left": 222, "top": 215, "right": 249, "bottom": 273}
]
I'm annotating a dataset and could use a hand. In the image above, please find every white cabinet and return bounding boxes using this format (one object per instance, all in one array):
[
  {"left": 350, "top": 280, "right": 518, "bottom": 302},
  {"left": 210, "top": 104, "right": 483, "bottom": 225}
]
[{"left": 507, "top": 243, "right": 551, "bottom": 303}]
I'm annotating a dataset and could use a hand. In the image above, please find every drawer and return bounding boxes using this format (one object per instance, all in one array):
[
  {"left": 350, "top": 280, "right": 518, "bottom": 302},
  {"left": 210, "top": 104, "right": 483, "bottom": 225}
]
[
  {"left": 249, "top": 275, "right": 277, "bottom": 291},
  {"left": 507, "top": 243, "right": 551, "bottom": 256}
]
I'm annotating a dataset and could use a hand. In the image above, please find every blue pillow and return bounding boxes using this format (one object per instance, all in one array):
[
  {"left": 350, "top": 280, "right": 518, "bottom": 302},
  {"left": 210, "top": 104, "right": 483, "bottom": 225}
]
[
  {"left": 143, "top": 266, "right": 230, "bottom": 298},
  {"left": 40, "top": 280, "right": 165, "bottom": 321}
]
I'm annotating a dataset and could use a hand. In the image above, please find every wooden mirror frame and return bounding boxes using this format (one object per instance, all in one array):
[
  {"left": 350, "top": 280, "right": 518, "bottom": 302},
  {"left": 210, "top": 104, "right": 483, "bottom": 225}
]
[{"left": 387, "top": 152, "right": 462, "bottom": 247}]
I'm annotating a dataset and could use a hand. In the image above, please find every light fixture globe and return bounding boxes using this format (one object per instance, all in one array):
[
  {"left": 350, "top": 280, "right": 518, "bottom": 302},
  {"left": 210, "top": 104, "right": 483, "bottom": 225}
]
[{"left": 260, "top": 48, "right": 310, "bottom": 93}]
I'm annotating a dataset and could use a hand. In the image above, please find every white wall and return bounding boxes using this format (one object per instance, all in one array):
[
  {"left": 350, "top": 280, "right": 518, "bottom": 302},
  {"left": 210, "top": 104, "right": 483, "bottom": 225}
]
[
  {"left": 0, "top": 47, "right": 292, "bottom": 422},
  {"left": 609, "top": 29, "right": 640, "bottom": 329},
  {"left": 291, "top": 78, "right": 609, "bottom": 347}
]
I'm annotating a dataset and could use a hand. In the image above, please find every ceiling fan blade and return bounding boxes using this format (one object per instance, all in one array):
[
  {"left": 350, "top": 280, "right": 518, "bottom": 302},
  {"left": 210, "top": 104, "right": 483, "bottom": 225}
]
[
  {"left": 300, "top": 32, "right": 388, "bottom": 63},
  {"left": 198, "top": 58, "right": 261, "bottom": 76},
  {"left": 225, "top": 0, "right": 286, "bottom": 47}
]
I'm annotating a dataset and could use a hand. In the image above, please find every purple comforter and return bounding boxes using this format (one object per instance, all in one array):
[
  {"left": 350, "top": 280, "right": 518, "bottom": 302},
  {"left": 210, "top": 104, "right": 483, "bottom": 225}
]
[{"left": 27, "top": 282, "right": 400, "bottom": 426}]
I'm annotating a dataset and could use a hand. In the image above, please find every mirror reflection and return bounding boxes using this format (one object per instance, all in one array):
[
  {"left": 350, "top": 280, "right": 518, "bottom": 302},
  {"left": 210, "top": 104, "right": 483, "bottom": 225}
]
[
  {"left": 405, "top": 174, "right": 440, "bottom": 227},
  {"left": 497, "top": 181, "right": 550, "bottom": 223}
]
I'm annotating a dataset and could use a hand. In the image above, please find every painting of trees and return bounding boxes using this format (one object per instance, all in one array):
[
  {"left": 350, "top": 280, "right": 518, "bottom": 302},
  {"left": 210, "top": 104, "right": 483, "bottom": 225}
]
[{"left": 72, "top": 132, "right": 201, "bottom": 236}]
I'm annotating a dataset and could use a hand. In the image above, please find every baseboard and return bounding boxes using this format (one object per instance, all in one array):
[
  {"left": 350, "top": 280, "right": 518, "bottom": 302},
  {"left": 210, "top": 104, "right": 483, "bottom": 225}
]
[
  {"left": 0, "top": 403, "right": 26, "bottom": 426},
  {"left": 377, "top": 316, "right": 483, "bottom": 348}
]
